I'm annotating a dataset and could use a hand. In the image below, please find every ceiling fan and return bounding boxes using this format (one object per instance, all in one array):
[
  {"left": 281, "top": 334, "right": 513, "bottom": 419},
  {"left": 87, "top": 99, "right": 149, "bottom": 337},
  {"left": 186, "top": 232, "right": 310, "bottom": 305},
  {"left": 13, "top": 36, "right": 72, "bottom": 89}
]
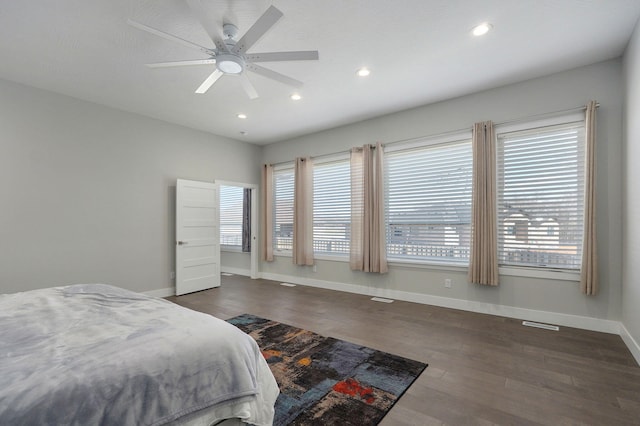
[{"left": 127, "top": 0, "right": 319, "bottom": 99}]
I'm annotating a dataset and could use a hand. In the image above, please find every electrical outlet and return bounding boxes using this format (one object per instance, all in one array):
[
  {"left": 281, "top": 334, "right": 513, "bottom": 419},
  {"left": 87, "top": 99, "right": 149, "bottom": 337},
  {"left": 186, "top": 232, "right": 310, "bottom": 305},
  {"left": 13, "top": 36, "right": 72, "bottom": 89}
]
[
  {"left": 170, "top": 271, "right": 176, "bottom": 280},
  {"left": 445, "top": 278, "right": 452, "bottom": 288},
  {"left": 312, "top": 264, "right": 317, "bottom": 272}
]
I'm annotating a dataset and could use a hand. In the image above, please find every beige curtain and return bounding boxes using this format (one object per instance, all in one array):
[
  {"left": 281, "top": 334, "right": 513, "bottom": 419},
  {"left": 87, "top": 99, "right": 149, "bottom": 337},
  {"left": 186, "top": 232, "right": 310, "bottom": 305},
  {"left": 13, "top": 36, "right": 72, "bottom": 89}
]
[
  {"left": 350, "top": 143, "right": 388, "bottom": 273},
  {"left": 468, "top": 121, "right": 499, "bottom": 286},
  {"left": 581, "top": 101, "right": 598, "bottom": 295},
  {"left": 350, "top": 148, "right": 364, "bottom": 269},
  {"left": 260, "top": 164, "right": 274, "bottom": 261},
  {"left": 293, "top": 157, "right": 314, "bottom": 266}
]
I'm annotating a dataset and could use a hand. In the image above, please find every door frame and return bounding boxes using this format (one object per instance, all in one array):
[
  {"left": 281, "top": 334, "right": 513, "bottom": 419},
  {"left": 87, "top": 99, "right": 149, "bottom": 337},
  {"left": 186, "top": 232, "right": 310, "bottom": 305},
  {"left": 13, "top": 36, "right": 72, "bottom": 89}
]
[{"left": 216, "top": 180, "right": 259, "bottom": 279}]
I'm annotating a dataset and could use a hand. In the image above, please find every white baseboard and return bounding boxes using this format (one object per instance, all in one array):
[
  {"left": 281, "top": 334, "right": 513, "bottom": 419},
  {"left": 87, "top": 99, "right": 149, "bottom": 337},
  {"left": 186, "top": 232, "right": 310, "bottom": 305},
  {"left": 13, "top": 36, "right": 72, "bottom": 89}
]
[
  {"left": 260, "top": 272, "right": 621, "bottom": 335},
  {"left": 144, "top": 268, "right": 249, "bottom": 298},
  {"left": 620, "top": 323, "right": 640, "bottom": 366},
  {"left": 143, "top": 287, "right": 175, "bottom": 298},
  {"left": 220, "top": 267, "right": 251, "bottom": 277}
]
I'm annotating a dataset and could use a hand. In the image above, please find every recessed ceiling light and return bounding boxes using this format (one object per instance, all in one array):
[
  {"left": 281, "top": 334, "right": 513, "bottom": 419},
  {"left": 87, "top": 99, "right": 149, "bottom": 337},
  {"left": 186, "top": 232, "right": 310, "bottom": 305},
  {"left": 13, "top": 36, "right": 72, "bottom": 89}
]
[
  {"left": 237, "top": 113, "right": 247, "bottom": 119},
  {"left": 290, "top": 93, "right": 302, "bottom": 101},
  {"left": 356, "top": 67, "right": 370, "bottom": 77},
  {"left": 472, "top": 22, "right": 492, "bottom": 37}
]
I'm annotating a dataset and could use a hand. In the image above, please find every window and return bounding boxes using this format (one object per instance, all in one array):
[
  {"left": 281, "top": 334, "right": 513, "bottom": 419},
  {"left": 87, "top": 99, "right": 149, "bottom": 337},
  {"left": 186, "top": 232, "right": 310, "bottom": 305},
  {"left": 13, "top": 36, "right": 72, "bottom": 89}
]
[
  {"left": 272, "top": 167, "right": 294, "bottom": 252},
  {"left": 313, "top": 157, "right": 350, "bottom": 255},
  {"left": 497, "top": 120, "right": 585, "bottom": 270},
  {"left": 219, "top": 185, "right": 243, "bottom": 248},
  {"left": 385, "top": 137, "right": 473, "bottom": 263}
]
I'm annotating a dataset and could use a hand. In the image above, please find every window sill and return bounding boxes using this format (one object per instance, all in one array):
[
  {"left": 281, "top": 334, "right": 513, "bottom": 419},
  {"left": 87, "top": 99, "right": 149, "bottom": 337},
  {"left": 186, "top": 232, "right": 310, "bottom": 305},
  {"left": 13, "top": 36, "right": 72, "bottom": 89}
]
[
  {"left": 270, "top": 252, "right": 580, "bottom": 281},
  {"left": 498, "top": 266, "right": 579, "bottom": 282},
  {"left": 388, "top": 258, "right": 468, "bottom": 272},
  {"left": 314, "top": 254, "right": 349, "bottom": 262}
]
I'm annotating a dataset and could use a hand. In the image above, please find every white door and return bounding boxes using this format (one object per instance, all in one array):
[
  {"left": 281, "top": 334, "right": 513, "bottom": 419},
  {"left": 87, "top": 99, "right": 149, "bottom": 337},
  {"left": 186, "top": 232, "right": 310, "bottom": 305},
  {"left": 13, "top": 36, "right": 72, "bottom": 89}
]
[{"left": 176, "top": 179, "right": 220, "bottom": 295}]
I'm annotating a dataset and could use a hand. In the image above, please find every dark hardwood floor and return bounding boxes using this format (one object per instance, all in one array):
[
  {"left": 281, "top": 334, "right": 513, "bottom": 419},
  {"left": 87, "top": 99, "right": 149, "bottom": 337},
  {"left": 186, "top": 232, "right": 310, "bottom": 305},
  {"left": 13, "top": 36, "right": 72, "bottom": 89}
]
[{"left": 167, "top": 275, "right": 640, "bottom": 425}]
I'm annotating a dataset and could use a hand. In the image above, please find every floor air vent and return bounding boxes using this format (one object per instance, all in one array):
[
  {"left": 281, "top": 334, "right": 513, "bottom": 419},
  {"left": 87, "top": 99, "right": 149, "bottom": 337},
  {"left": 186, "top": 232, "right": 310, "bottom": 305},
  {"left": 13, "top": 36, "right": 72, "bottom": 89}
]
[{"left": 522, "top": 321, "right": 559, "bottom": 331}]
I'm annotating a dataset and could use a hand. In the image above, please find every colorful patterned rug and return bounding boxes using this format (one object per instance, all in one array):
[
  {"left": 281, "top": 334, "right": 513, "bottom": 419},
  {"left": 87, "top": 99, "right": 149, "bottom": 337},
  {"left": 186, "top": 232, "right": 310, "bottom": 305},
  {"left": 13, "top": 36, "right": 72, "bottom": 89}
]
[{"left": 227, "top": 314, "right": 427, "bottom": 425}]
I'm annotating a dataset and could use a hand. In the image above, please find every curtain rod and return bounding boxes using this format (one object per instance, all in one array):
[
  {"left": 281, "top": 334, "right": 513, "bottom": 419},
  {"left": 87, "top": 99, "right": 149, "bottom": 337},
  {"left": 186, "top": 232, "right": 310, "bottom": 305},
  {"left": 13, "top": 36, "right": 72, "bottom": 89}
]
[
  {"left": 493, "top": 102, "right": 599, "bottom": 128},
  {"left": 266, "top": 102, "right": 598, "bottom": 167},
  {"left": 268, "top": 149, "right": 352, "bottom": 168}
]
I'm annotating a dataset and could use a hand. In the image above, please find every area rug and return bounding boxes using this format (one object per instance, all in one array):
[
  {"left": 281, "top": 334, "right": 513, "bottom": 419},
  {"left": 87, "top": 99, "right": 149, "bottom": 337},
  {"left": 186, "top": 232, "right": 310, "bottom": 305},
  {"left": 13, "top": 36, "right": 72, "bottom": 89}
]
[{"left": 227, "top": 314, "right": 427, "bottom": 425}]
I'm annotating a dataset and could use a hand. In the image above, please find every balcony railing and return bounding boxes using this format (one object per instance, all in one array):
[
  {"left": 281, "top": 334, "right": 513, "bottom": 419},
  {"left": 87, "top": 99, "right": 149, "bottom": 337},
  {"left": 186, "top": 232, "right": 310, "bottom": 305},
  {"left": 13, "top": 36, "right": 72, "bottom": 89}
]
[
  {"left": 221, "top": 235, "right": 242, "bottom": 246},
  {"left": 274, "top": 238, "right": 349, "bottom": 254},
  {"left": 273, "top": 238, "right": 579, "bottom": 268},
  {"left": 500, "top": 249, "right": 579, "bottom": 268},
  {"left": 387, "top": 244, "right": 469, "bottom": 260}
]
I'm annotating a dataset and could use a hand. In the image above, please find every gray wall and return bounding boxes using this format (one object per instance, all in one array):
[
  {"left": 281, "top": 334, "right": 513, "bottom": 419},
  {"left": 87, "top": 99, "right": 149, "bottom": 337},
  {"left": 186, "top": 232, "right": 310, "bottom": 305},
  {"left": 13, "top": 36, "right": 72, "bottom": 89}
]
[
  {"left": 0, "top": 78, "right": 261, "bottom": 294},
  {"left": 221, "top": 251, "right": 251, "bottom": 273},
  {"left": 623, "top": 20, "right": 640, "bottom": 347},
  {"left": 261, "top": 60, "right": 624, "bottom": 323}
]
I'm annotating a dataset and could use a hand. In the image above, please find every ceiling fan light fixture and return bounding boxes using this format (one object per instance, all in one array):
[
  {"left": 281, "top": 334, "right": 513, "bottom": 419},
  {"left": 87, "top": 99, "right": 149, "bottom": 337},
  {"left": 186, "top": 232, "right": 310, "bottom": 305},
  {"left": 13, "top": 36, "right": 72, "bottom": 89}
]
[{"left": 217, "top": 54, "right": 245, "bottom": 74}]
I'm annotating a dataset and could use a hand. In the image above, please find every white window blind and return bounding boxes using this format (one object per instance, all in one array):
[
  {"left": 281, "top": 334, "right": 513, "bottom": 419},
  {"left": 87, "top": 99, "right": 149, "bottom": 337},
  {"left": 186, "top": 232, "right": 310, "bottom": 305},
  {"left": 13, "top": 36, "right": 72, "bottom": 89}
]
[
  {"left": 219, "top": 185, "right": 243, "bottom": 247},
  {"left": 272, "top": 167, "right": 294, "bottom": 252},
  {"left": 313, "top": 158, "right": 350, "bottom": 255},
  {"left": 385, "top": 139, "right": 473, "bottom": 263},
  {"left": 497, "top": 121, "right": 585, "bottom": 270}
]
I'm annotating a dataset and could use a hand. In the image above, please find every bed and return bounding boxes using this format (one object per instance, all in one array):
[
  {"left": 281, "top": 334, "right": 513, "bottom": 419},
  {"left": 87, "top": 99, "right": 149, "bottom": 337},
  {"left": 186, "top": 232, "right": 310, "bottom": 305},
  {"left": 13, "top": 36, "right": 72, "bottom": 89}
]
[{"left": 0, "top": 283, "right": 279, "bottom": 425}]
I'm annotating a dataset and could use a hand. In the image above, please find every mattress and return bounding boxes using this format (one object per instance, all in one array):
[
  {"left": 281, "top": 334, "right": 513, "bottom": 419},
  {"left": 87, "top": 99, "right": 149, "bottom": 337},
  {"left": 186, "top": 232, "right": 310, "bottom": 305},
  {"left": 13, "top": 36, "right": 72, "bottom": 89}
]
[{"left": 0, "top": 284, "right": 279, "bottom": 425}]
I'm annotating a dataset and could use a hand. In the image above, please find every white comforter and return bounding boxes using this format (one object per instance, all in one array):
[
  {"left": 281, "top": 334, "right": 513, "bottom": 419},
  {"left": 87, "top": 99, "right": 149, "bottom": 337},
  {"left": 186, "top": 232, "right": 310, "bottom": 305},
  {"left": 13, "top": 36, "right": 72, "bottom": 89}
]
[{"left": 0, "top": 284, "right": 278, "bottom": 426}]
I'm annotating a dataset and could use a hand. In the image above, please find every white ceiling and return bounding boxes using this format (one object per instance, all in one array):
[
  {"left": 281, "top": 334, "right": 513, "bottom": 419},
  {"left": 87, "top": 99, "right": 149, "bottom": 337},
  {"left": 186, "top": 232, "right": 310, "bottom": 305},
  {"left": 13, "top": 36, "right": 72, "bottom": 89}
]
[{"left": 1, "top": 1, "right": 639, "bottom": 145}]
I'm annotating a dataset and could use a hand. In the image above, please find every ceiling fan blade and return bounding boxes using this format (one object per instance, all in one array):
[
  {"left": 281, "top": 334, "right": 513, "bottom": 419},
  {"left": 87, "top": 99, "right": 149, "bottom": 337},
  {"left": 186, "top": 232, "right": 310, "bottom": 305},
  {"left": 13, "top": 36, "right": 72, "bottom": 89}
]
[
  {"left": 146, "top": 59, "right": 216, "bottom": 68},
  {"left": 238, "top": 74, "right": 259, "bottom": 99},
  {"left": 127, "top": 18, "right": 213, "bottom": 56},
  {"left": 234, "top": 6, "right": 283, "bottom": 54},
  {"left": 245, "top": 51, "right": 319, "bottom": 63},
  {"left": 184, "top": 0, "right": 229, "bottom": 53},
  {"left": 246, "top": 64, "right": 303, "bottom": 88},
  {"left": 195, "top": 69, "right": 224, "bottom": 94}
]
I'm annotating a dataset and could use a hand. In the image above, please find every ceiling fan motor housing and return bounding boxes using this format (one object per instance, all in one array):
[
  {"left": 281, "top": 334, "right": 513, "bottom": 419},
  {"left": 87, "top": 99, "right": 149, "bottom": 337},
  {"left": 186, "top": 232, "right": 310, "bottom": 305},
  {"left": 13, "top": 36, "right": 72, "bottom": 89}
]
[{"left": 223, "top": 23, "right": 239, "bottom": 40}]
